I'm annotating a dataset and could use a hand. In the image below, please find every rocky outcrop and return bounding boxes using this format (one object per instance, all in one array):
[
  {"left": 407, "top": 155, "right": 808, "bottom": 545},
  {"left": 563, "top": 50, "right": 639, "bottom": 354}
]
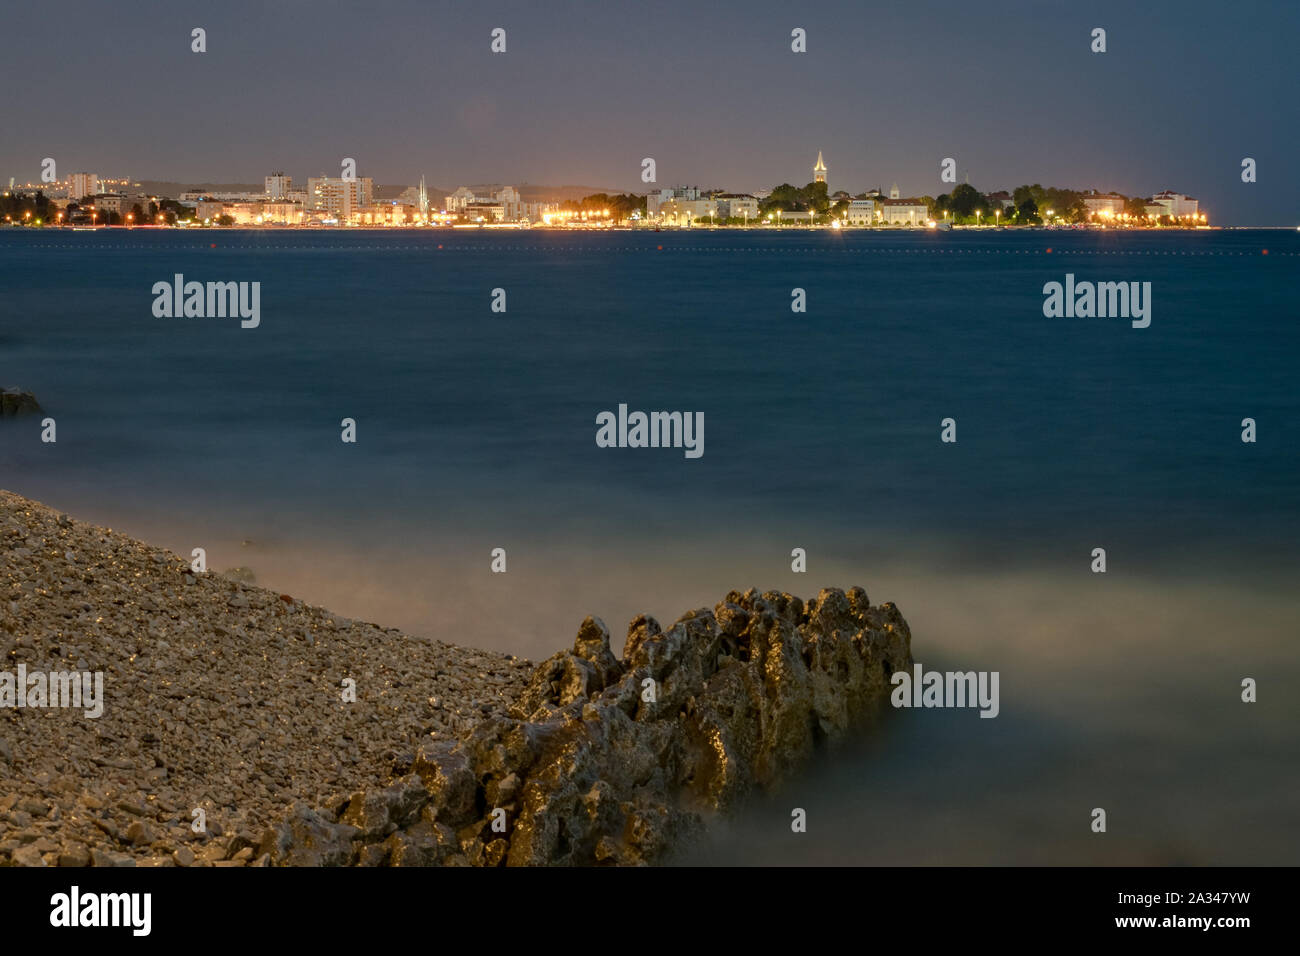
[
  {"left": 261, "top": 586, "right": 912, "bottom": 866},
  {"left": 1, "top": 388, "right": 42, "bottom": 418},
  {"left": 0, "top": 491, "right": 911, "bottom": 867}
]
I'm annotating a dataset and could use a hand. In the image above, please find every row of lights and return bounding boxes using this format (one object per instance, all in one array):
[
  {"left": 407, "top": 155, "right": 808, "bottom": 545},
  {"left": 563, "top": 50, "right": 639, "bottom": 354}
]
[
  {"left": 542, "top": 209, "right": 612, "bottom": 225},
  {"left": 1096, "top": 209, "right": 1208, "bottom": 224}
]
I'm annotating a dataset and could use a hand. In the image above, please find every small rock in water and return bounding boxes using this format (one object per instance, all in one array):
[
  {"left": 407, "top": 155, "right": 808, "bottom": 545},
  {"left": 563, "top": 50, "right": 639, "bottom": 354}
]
[{"left": 0, "top": 388, "right": 43, "bottom": 418}]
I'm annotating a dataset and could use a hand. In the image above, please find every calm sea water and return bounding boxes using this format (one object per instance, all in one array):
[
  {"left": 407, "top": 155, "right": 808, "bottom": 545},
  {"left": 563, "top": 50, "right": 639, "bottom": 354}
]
[{"left": 3, "top": 228, "right": 1297, "bottom": 863}]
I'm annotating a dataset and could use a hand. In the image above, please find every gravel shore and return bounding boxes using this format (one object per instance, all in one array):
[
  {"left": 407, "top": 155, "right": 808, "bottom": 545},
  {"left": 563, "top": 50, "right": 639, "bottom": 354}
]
[{"left": 0, "top": 490, "right": 531, "bottom": 867}]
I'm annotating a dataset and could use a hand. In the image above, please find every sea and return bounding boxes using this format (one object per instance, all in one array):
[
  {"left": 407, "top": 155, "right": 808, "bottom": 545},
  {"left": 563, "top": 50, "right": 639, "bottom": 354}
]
[{"left": 3, "top": 226, "right": 1297, "bottom": 864}]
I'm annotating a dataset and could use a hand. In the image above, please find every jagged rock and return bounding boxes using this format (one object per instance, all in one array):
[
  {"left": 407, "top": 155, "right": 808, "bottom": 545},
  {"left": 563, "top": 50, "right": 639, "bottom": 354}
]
[
  {"left": 622, "top": 614, "right": 662, "bottom": 661},
  {"left": 383, "top": 820, "right": 456, "bottom": 867},
  {"left": 573, "top": 616, "right": 622, "bottom": 685},
  {"left": 357, "top": 843, "right": 390, "bottom": 866},
  {"left": 1, "top": 388, "right": 42, "bottom": 418},
  {"left": 411, "top": 742, "right": 477, "bottom": 826},
  {"left": 339, "top": 775, "right": 428, "bottom": 839},
  {"left": 257, "top": 803, "right": 359, "bottom": 866},
  {"left": 265, "top": 586, "right": 911, "bottom": 866}
]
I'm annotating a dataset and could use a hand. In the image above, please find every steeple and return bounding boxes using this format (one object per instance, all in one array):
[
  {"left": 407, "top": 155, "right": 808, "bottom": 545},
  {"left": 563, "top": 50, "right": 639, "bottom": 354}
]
[
  {"left": 889, "top": 182, "right": 900, "bottom": 199},
  {"left": 814, "top": 151, "right": 827, "bottom": 184}
]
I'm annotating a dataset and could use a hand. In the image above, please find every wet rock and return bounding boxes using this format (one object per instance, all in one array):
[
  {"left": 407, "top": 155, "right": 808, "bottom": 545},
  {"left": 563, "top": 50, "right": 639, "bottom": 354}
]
[{"left": 1, "top": 388, "right": 42, "bottom": 418}]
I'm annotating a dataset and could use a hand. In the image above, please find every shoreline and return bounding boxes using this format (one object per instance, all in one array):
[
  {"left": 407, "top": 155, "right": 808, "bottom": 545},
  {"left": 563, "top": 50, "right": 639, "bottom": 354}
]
[
  {"left": 0, "top": 489, "right": 530, "bottom": 866},
  {"left": 3, "top": 223, "right": 1254, "bottom": 232},
  {"left": 0, "top": 489, "right": 911, "bottom": 866}
]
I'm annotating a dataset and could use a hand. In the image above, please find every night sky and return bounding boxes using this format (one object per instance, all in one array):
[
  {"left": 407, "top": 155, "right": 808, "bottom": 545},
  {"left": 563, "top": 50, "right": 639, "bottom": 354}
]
[{"left": 3, "top": 0, "right": 1295, "bottom": 224}]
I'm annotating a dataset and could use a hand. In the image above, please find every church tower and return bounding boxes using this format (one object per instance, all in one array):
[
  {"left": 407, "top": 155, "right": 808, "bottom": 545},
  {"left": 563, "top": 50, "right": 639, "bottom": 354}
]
[
  {"left": 889, "top": 182, "right": 900, "bottom": 199},
  {"left": 814, "top": 151, "right": 827, "bottom": 184}
]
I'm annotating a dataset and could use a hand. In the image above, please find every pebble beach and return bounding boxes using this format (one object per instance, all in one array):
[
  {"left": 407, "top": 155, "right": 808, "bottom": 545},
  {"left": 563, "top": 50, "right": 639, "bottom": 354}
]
[{"left": 0, "top": 489, "right": 531, "bottom": 866}]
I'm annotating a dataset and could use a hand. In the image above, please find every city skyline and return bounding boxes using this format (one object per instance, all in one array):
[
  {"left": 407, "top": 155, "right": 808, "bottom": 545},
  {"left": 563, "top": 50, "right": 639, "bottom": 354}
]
[
  {"left": 1, "top": 0, "right": 1296, "bottom": 225},
  {"left": 4, "top": 159, "right": 1213, "bottom": 229}
]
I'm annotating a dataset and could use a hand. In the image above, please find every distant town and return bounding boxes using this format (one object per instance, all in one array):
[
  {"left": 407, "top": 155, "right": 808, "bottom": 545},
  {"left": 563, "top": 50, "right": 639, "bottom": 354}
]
[{"left": 1, "top": 152, "right": 1209, "bottom": 230}]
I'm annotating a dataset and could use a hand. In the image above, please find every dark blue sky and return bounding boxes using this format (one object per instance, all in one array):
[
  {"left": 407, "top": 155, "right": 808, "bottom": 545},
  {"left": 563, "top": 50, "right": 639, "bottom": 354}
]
[{"left": 3, "top": 0, "right": 1295, "bottom": 223}]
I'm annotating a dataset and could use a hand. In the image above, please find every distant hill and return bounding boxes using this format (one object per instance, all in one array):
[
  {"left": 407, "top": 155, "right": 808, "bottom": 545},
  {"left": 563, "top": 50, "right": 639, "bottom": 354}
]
[{"left": 136, "top": 182, "right": 265, "bottom": 197}]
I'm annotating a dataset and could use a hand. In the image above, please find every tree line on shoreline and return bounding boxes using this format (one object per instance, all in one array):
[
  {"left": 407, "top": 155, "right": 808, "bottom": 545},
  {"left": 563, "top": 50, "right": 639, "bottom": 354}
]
[
  {"left": 746, "top": 180, "right": 1172, "bottom": 226},
  {"left": 0, "top": 191, "right": 199, "bottom": 226}
]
